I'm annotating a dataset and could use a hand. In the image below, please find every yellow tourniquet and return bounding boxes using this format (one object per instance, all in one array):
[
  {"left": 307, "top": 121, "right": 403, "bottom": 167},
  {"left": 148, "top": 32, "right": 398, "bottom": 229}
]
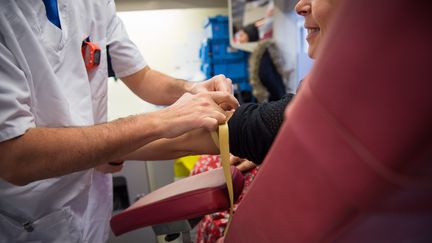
[{"left": 211, "top": 122, "right": 234, "bottom": 236}]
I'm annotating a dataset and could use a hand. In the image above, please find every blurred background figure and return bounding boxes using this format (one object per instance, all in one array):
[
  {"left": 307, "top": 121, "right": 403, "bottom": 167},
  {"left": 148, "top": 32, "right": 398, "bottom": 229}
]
[
  {"left": 249, "top": 40, "right": 290, "bottom": 102},
  {"left": 235, "top": 23, "right": 260, "bottom": 43}
]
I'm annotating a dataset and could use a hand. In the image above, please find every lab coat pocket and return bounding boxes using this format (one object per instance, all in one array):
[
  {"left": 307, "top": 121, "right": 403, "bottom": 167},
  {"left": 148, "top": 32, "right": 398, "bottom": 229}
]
[
  {"left": 0, "top": 207, "right": 82, "bottom": 243},
  {"left": 88, "top": 38, "right": 109, "bottom": 123},
  {"left": 40, "top": 15, "right": 67, "bottom": 71}
]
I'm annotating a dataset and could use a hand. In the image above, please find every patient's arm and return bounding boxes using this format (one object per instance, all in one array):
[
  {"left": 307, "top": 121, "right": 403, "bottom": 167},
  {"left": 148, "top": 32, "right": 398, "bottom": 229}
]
[
  {"left": 123, "top": 128, "right": 219, "bottom": 161},
  {"left": 123, "top": 93, "right": 294, "bottom": 163},
  {"left": 228, "top": 93, "right": 294, "bottom": 164}
]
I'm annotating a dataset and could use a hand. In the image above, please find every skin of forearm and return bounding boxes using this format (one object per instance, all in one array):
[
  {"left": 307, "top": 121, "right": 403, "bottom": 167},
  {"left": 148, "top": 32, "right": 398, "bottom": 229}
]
[
  {"left": 0, "top": 114, "right": 163, "bottom": 186},
  {"left": 121, "top": 66, "right": 191, "bottom": 106},
  {"left": 124, "top": 128, "right": 219, "bottom": 161}
]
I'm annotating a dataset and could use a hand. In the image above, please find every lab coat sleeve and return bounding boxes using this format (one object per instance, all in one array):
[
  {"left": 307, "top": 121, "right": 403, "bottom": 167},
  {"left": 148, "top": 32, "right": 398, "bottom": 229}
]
[
  {"left": 106, "top": 0, "right": 147, "bottom": 78},
  {"left": 0, "top": 42, "right": 35, "bottom": 142}
]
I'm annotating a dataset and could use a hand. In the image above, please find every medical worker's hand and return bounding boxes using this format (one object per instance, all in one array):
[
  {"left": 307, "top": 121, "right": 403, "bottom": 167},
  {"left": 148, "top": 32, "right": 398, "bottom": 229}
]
[
  {"left": 156, "top": 91, "right": 239, "bottom": 139},
  {"left": 230, "top": 155, "right": 257, "bottom": 172},
  {"left": 190, "top": 74, "right": 233, "bottom": 95},
  {"left": 190, "top": 75, "right": 236, "bottom": 111},
  {"left": 96, "top": 161, "right": 124, "bottom": 174}
]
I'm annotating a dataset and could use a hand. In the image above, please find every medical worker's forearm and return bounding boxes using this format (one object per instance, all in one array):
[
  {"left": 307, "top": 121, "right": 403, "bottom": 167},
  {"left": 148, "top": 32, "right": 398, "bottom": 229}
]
[
  {"left": 121, "top": 66, "right": 191, "bottom": 106},
  {"left": 0, "top": 90, "right": 234, "bottom": 185},
  {"left": 0, "top": 114, "right": 163, "bottom": 186},
  {"left": 124, "top": 128, "right": 219, "bottom": 161}
]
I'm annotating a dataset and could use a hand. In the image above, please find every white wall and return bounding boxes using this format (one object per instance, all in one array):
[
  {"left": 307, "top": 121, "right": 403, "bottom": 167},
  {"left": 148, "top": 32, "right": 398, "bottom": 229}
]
[{"left": 108, "top": 8, "right": 227, "bottom": 121}]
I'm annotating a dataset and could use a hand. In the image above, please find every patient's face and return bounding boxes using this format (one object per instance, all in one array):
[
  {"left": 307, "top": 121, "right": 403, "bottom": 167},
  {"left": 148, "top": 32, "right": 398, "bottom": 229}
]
[{"left": 295, "top": 0, "right": 339, "bottom": 59}]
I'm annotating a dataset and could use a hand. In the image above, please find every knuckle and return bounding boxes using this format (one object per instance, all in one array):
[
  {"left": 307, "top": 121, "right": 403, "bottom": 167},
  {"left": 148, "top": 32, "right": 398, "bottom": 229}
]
[{"left": 200, "top": 100, "right": 210, "bottom": 107}]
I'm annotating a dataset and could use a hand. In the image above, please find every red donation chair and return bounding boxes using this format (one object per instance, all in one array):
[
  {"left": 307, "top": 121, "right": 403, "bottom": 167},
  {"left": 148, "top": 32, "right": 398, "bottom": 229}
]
[{"left": 111, "top": 0, "right": 432, "bottom": 242}]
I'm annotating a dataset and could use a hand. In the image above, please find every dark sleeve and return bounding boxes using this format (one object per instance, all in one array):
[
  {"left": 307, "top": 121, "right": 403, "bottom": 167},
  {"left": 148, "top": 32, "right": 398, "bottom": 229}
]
[{"left": 228, "top": 94, "right": 294, "bottom": 164}]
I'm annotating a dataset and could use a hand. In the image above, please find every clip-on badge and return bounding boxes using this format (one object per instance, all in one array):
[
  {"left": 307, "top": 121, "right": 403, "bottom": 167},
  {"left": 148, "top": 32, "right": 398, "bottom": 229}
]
[{"left": 82, "top": 37, "right": 101, "bottom": 70}]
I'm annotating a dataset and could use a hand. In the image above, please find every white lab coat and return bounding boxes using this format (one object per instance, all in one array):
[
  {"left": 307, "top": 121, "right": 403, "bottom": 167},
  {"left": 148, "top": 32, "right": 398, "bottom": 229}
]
[{"left": 0, "top": 0, "right": 146, "bottom": 242}]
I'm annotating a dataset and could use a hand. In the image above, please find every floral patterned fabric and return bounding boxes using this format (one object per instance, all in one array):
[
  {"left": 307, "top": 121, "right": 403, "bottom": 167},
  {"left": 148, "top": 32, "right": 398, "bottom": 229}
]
[{"left": 191, "top": 155, "right": 259, "bottom": 243}]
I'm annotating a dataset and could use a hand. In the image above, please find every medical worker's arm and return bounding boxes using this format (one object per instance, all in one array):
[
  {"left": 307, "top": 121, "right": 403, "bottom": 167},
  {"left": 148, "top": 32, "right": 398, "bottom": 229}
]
[
  {"left": 0, "top": 92, "right": 237, "bottom": 186},
  {"left": 105, "top": 0, "right": 232, "bottom": 106},
  {"left": 123, "top": 131, "right": 257, "bottom": 172},
  {"left": 123, "top": 128, "right": 219, "bottom": 161},
  {"left": 124, "top": 94, "right": 294, "bottom": 164},
  {"left": 121, "top": 67, "right": 233, "bottom": 106}
]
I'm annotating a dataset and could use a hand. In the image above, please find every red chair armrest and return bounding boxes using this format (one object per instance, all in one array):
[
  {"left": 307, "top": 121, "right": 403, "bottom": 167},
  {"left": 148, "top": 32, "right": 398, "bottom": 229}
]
[{"left": 110, "top": 166, "right": 244, "bottom": 236}]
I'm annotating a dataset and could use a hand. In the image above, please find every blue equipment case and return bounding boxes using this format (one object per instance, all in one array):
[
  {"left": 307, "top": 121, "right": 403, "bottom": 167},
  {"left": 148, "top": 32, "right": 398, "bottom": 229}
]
[{"left": 199, "top": 15, "right": 255, "bottom": 103}]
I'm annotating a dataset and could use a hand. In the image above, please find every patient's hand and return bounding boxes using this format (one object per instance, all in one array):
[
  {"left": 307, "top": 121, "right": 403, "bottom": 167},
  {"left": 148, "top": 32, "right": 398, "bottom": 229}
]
[{"left": 230, "top": 155, "right": 257, "bottom": 172}]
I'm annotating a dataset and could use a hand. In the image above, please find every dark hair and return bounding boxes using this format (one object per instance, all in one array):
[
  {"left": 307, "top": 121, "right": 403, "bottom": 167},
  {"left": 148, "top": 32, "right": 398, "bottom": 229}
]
[{"left": 242, "top": 23, "right": 259, "bottom": 42}]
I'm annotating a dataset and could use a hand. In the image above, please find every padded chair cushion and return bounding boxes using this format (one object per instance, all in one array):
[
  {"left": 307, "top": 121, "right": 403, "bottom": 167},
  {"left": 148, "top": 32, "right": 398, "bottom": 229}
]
[{"left": 110, "top": 166, "right": 244, "bottom": 236}]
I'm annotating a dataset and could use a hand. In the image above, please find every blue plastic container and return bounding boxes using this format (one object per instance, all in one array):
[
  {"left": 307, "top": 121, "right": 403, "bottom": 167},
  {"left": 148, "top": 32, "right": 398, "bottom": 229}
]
[
  {"left": 200, "top": 63, "right": 212, "bottom": 78},
  {"left": 213, "top": 62, "right": 248, "bottom": 80},
  {"left": 200, "top": 15, "right": 250, "bottom": 85},
  {"left": 204, "top": 15, "right": 229, "bottom": 40},
  {"left": 199, "top": 40, "right": 212, "bottom": 64},
  {"left": 210, "top": 40, "right": 246, "bottom": 63}
]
